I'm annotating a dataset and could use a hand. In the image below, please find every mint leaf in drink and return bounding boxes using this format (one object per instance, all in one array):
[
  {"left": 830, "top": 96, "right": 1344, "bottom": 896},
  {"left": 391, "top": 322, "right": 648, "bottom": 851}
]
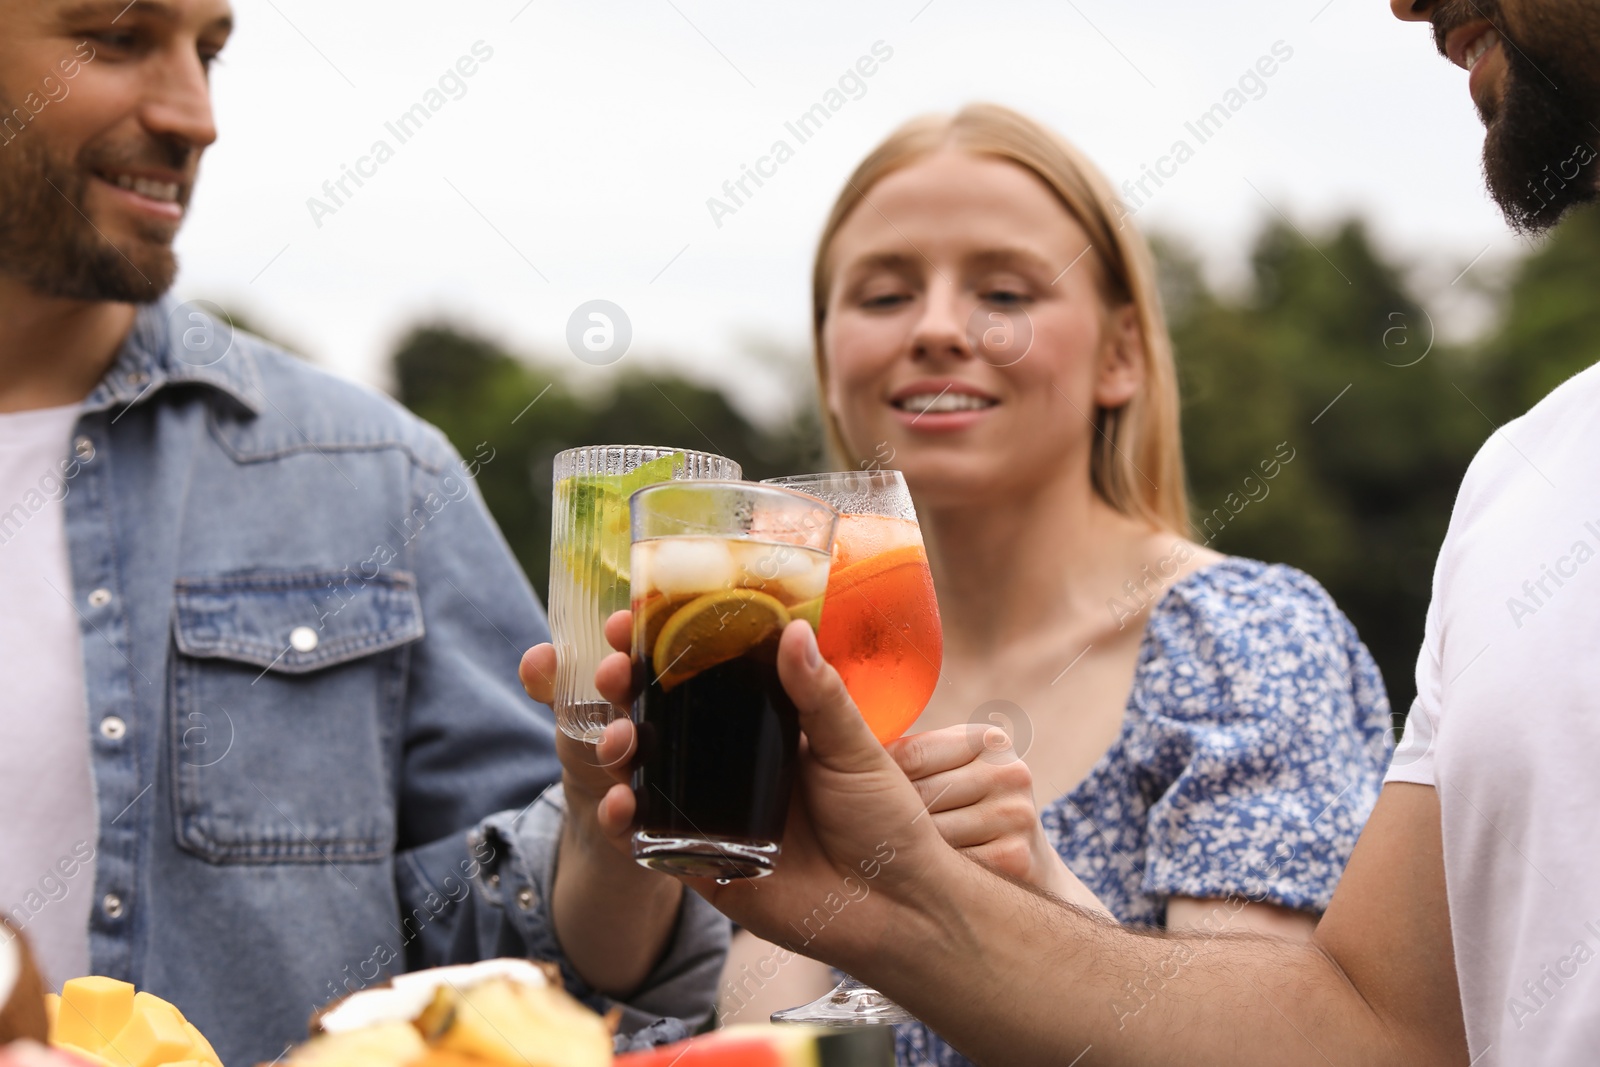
[{"left": 557, "top": 452, "right": 688, "bottom": 589}]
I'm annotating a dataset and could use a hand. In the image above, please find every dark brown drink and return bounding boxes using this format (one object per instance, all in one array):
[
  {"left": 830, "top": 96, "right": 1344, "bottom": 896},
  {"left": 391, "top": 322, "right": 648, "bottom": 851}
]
[
  {"left": 628, "top": 534, "right": 830, "bottom": 880},
  {"left": 632, "top": 654, "right": 799, "bottom": 879}
]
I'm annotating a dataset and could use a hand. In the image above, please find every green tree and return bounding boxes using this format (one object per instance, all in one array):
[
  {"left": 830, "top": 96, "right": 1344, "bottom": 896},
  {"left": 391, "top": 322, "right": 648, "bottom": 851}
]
[
  {"left": 391, "top": 324, "right": 818, "bottom": 602},
  {"left": 1476, "top": 204, "right": 1600, "bottom": 420},
  {"left": 1170, "top": 221, "right": 1487, "bottom": 718}
]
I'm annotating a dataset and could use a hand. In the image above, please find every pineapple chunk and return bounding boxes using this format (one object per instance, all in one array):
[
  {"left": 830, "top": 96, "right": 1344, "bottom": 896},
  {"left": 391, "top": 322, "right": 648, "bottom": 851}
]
[
  {"left": 408, "top": 1052, "right": 486, "bottom": 1067},
  {"left": 285, "top": 1019, "right": 428, "bottom": 1067},
  {"left": 304, "top": 960, "right": 614, "bottom": 1067},
  {"left": 431, "top": 977, "right": 610, "bottom": 1067}
]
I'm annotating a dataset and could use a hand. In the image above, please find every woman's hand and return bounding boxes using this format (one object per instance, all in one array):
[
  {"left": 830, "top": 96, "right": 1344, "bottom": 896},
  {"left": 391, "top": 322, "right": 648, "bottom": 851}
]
[
  {"left": 887, "top": 725, "right": 1056, "bottom": 888},
  {"left": 888, "top": 725, "right": 1114, "bottom": 916}
]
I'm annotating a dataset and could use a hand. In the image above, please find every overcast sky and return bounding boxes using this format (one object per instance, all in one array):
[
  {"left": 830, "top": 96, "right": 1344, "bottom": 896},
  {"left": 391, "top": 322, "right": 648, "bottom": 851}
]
[{"left": 171, "top": 0, "right": 1522, "bottom": 416}]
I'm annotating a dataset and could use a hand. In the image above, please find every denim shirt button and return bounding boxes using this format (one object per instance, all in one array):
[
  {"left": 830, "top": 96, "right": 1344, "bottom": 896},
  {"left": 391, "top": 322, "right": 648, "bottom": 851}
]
[
  {"left": 87, "top": 588, "right": 112, "bottom": 609},
  {"left": 289, "top": 626, "right": 319, "bottom": 653},
  {"left": 516, "top": 887, "right": 535, "bottom": 910},
  {"left": 487, "top": 872, "right": 500, "bottom": 889},
  {"left": 73, "top": 436, "right": 95, "bottom": 462},
  {"left": 99, "top": 716, "right": 127, "bottom": 741},
  {"left": 103, "top": 893, "right": 125, "bottom": 919}
]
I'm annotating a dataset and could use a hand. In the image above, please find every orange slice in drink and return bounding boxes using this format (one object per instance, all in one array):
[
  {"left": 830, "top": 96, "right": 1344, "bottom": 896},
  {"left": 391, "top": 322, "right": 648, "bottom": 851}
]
[
  {"left": 638, "top": 593, "right": 696, "bottom": 656},
  {"left": 652, "top": 589, "right": 792, "bottom": 690},
  {"left": 827, "top": 544, "right": 926, "bottom": 592},
  {"left": 816, "top": 543, "right": 941, "bottom": 742}
]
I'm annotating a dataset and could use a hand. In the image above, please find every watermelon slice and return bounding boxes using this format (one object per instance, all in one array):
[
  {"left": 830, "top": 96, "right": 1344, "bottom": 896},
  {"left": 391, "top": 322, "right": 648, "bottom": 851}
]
[{"left": 617, "top": 1024, "right": 895, "bottom": 1067}]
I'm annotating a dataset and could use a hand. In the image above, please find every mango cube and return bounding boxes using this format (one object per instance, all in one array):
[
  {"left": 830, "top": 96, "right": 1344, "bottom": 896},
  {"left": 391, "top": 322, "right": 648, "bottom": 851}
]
[
  {"left": 182, "top": 1021, "right": 221, "bottom": 1066},
  {"left": 53, "top": 977, "right": 135, "bottom": 1053},
  {"left": 49, "top": 977, "right": 220, "bottom": 1067},
  {"left": 104, "top": 992, "right": 196, "bottom": 1067}
]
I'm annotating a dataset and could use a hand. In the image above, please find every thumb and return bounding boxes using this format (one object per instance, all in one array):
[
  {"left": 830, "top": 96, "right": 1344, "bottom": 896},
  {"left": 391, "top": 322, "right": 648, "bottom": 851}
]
[{"left": 775, "top": 620, "right": 887, "bottom": 775}]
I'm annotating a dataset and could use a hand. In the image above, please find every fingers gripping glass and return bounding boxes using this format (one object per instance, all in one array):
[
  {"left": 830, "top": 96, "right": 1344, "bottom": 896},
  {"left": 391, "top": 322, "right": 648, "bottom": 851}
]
[{"left": 761, "top": 470, "right": 944, "bottom": 1027}]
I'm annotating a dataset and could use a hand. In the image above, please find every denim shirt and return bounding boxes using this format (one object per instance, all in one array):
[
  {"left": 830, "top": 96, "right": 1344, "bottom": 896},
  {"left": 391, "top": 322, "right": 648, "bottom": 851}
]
[{"left": 52, "top": 299, "right": 727, "bottom": 1066}]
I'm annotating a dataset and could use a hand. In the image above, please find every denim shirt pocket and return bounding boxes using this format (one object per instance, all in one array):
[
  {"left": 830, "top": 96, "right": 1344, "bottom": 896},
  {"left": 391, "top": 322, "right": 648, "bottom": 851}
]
[{"left": 169, "top": 570, "right": 424, "bottom": 864}]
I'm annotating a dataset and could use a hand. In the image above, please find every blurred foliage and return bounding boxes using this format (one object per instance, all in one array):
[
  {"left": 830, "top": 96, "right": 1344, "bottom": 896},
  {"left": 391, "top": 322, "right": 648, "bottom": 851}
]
[
  {"left": 1170, "top": 205, "right": 1600, "bottom": 716},
  {"left": 392, "top": 326, "right": 823, "bottom": 604},
  {"left": 1474, "top": 206, "right": 1600, "bottom": 417},
  {"left": 1167, "top": 221, "right": 1482, "bottom": 720},
  {"left": 392, "top": 206, "right": 1600, "bottom": 722}
]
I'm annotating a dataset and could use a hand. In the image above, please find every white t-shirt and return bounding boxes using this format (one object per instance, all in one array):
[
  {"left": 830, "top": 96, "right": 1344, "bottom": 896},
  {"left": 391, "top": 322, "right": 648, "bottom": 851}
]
[
  {"left": 0, "top": 402, "right": 94, "bottom": 987},
  {"left": 1387, "top": 361, "right": 1600, "bottom": 1063}
]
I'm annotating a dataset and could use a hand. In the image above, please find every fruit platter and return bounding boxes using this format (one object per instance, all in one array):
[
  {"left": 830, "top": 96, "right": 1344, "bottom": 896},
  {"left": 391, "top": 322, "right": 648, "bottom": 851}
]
[{"left": 1, "top": 931, "right": 893, "bottom": 1067}]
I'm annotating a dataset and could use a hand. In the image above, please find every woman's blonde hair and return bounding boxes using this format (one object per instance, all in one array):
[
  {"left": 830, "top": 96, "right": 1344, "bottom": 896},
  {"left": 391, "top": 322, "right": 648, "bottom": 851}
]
[{"left": 810, "top": 102, "right": 1189, "bottom": 535}]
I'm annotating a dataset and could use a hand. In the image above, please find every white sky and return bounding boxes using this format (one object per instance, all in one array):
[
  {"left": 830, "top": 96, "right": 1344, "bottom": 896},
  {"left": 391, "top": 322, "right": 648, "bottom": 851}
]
[{"left": 172, "top": 0, "right": 1522, "bottom": 417}]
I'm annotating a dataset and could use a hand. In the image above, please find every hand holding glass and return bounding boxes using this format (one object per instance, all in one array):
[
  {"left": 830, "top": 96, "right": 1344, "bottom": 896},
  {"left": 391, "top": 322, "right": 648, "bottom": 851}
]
[
  {"left": 628, "top": 481, "right": 838, "bottom": 882},
  {"left": 762, "top": 470, "right": 943, "bottom": 1025}
]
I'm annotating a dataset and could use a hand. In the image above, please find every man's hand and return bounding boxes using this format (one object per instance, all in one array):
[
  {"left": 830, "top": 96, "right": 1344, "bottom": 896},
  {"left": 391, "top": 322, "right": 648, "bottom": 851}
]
[
  {"left": 578, "top": 617, "right": 954, "bottom": 971},
  {"left": 554, "top": 614, "right": 1467, "bottom": 1067},
  {"left": 562, "top": 615, "right": 1106, "bottom": 936},
  {"left": 519, "top": 617, "right": 682, "bottom": 998}
]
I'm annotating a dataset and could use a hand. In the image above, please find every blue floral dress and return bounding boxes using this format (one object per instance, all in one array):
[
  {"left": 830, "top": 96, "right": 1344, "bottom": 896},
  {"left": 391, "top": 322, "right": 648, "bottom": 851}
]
[{"left": 894, "top": 558, "right": 1393, "bottom": 1067}]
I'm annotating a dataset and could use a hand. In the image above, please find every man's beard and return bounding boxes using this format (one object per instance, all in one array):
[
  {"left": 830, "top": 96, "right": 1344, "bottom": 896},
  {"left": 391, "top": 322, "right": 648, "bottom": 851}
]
[
  {"left": 0, "top": 101, "right": 183, "bottom": 303},
  {"left": 1459, "top": 3, "right": 1600, "bottom": 233}
]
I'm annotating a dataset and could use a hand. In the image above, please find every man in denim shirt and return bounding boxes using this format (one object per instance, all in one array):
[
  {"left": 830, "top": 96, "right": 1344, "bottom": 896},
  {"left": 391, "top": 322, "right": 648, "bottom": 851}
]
[{"left": 0, "top": 2, "right": 725, "bottom": 1063}]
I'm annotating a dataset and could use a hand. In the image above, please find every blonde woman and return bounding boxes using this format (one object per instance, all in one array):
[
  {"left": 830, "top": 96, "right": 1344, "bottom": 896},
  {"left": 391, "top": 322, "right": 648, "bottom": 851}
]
[
  {"left": 521, "top": 103, "right": 1391, "bottom": 1062},
  {"left": 706, "top": 102, "right": 1393, "bottom": 1062}
]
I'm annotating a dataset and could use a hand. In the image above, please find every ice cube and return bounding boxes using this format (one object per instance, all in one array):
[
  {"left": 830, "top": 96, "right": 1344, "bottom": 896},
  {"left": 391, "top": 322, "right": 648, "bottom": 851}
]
[
  {"left": 736, "top": 547, "right": 812, "bottom": 588},
  {"left": 649, "top": 537, "right": 736, "bottom": 596},
  {"left": 781, "top": 555, "right": 830, "bottom": 601},
  {"left": 629, "top": 542, "right": 652, "bottom": 594}
]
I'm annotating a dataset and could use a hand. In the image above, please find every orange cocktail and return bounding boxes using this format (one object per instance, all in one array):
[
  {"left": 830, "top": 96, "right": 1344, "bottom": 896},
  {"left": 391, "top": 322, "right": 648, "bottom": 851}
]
[
  {"left": 816, "top": 514, "right": 943, "bottom": 742},
  {"left": 761, "top": 469, "right": 939, "bottom": 1025}
]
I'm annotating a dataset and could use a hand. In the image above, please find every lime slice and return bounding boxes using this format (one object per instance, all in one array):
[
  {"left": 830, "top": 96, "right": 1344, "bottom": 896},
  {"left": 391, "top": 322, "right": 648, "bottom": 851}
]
[
  {"left": 788, "top": 593, "right": 825, "bottom": 629},
  {"left": 624, "top": 452, "right": 685, "bottom": 492},
  {"left": 633, "top": 482, "right": 725, "bottom": 536},
  {"left": 594, "top": 490, "right": 632, "bottom": 584}
]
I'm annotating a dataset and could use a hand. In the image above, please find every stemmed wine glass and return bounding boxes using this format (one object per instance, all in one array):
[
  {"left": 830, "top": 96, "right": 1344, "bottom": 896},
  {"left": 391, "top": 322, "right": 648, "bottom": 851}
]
[{"left": 760, "top": 469, "right": 944, "bottom": 1026}]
